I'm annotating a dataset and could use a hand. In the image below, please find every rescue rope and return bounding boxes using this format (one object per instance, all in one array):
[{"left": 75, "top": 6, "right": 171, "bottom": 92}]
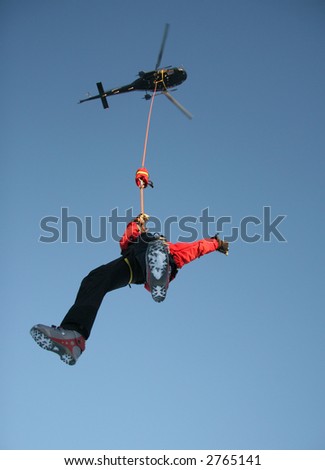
[
  {"left": 141, "top": 81, "right": 158, "bottom": 168},
  {"left": 138, "top": 81, "right": 158, "bottom": 214}
]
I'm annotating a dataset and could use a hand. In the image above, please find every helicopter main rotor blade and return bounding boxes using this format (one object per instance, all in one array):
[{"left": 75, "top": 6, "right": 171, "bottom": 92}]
[
  {"left": 155, "top": 23, "right": 170, "bottom": 70},
  {"left": 162, "top": 91, "right": 193, "bottom": 119}
]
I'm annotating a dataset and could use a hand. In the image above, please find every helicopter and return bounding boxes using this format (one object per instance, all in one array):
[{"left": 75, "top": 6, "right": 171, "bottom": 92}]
[{"left": 78, "top": 24, "right": 192, "bottom": 119}]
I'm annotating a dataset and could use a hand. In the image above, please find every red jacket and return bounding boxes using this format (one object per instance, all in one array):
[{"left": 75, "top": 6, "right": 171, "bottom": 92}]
[{"left": 120, "top": 221, "right": 219, "bottom": 269}]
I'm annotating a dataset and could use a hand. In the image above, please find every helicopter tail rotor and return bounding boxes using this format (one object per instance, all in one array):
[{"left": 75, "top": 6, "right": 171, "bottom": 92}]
[{"left": 96, "top": 82, "right": 109, "bottom": 109}]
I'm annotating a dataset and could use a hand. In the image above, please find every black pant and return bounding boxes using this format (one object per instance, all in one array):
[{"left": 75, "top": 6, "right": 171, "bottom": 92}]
[{"left": 60, "top": 255, "right": 144, "bottom": 339}]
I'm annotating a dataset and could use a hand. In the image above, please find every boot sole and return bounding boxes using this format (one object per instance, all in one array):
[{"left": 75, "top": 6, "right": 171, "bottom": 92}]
[
  {"left": 30, "top": 326, "right": 76, "bottom": 365},
  {"left": 146, "top": 241, "right": 170, "bottom": 302}
]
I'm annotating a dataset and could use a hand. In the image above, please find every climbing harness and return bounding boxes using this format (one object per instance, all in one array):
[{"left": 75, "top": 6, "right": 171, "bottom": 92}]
[{"left": 124, "top": 257, "right": 133, "bottom": 284}]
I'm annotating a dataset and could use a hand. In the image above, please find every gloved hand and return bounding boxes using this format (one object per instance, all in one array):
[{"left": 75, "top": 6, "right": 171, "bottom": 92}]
[
  {"left": 136, "top": 213, "right": 149, "bottom": 223},
  {"left": 135, "top": 213, "right": 150, "bottom": 231},
  {"left": 212, "top": 233, "right": 229, "bottom": 256}
]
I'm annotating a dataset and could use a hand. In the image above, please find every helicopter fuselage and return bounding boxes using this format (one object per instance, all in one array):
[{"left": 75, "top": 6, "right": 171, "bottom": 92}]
[{"left": 106, "top": 67, "right": 187, "bottom": 97}]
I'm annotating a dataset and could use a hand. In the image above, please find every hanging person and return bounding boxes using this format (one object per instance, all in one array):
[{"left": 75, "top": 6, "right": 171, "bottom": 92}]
[{"left": 30, "top": 213, "right": 229, "bottom": 366}]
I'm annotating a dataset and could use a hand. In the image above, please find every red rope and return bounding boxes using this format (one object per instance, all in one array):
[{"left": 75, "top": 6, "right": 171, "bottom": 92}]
[
  {"left": 141, "top": 82, "right": 158, "bottom": 167},
  {"left": 139, "top": 82, "right": 158, "bottom": 214}
]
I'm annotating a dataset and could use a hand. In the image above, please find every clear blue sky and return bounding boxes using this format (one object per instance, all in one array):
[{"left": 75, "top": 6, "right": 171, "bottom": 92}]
[{"left": 1, "top": 0, "right": 324, "bottom": 450}]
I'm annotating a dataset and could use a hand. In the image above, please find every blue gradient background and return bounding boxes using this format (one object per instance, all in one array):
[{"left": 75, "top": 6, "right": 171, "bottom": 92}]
[{"left": 1, "top": 0, "right": 324, "bottom": 450}]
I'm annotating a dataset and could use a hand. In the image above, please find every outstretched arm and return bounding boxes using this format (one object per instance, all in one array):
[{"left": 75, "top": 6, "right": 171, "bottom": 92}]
[{"left": 168, "top": 238, "right": 220, "bottom": 269}]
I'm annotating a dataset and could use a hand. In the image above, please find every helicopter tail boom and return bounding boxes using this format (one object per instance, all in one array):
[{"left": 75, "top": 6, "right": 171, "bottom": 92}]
[{"left": 96, "top": 82, "right": 109, "bottom": 109}]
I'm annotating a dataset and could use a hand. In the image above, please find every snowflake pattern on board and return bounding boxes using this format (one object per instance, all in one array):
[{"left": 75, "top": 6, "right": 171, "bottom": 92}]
[{"left": 146, "top": 240, "right": 170, "bottom": 302}]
